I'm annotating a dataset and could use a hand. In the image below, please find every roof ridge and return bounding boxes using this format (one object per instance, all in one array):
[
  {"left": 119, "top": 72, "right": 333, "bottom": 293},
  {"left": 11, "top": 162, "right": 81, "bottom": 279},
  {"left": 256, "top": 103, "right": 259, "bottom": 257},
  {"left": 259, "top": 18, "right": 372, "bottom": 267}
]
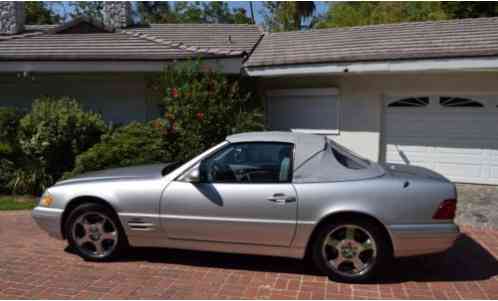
[
  {"left": 1, "top": 17, "right": 112, "bottom": 42},
  {"left": 0, "top": 31, "right": 44, "bottom": 42},
  {"left": 147, "top": 23, "right": 258, "bottom": 27},
  {"left": 119, "top": 29, "right": 243, "bottom": 56},
  {"left": 47, "top": 16, "right": 115, "bottom": 34}
]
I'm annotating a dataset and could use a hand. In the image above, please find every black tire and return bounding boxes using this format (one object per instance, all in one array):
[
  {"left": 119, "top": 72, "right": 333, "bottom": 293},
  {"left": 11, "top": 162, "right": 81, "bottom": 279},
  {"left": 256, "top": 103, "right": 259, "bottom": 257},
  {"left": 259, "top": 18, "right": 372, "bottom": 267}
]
[
  {"left": 65, "top": 203, "right": 127, "bottom": 261},
  {"left": 311, "top": 217, "right": 392, "bottom": 283}
]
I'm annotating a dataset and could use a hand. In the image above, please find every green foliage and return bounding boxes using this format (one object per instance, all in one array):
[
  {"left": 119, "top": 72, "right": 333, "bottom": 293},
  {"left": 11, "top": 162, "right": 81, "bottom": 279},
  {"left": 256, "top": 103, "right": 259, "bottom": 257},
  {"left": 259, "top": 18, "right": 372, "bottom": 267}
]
[
  {"left": 315, "top": 2, "right": 498, "bottom": 29},
  {"left": 7, "top": 160, "right": 53, "bottom": 196},
  {"left": 0, "top": 159, "right": 15, "bottom": 194},
  {"left": 153, "top": 60, "right": 263, "bottom": 161},
  {"left": 137, "top": 2, "right": 176, "bottom": 23},
  {"left": 0, "top": 108, "right": 24, "bottom": 194},
  {"left": 198, "top": 2, "right": 252, "bottom": 24},
  {"left": 0, "top": 107, "right": 23, "bottom": 159},
  {"left": 68, "top": 122, "right": 173, "bottom": 177},
  {"left": 137, "top": 1, "right": 252, "bottom": 24},
  {"left": 262, "top": 1, "right": 316, "bottom": 31},
  {"left": 70, "top": 1, "right": 104, "bottom": 21},
  {"left": 316, "top": 2, "right": 448, "bottom": 28},
  {"left": 441, "top": 2, "right": 498, "bottom": 19},
  {"left": 25, "top": 2, "right": 61, "bottom": 25},
  {"left": 13, "top": 97, "right": 107, "bottom": 194}
]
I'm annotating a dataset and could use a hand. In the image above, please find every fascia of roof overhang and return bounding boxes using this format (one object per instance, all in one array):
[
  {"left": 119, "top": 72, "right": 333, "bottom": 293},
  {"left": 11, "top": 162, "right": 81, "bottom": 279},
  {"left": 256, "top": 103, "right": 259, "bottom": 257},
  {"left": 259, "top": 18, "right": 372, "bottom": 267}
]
[
  {"left": 0, "top": 57, "right": 243, "bottom": 74},
  {"left": 244, "top": 56, "right": 498, "bottom": 77}
]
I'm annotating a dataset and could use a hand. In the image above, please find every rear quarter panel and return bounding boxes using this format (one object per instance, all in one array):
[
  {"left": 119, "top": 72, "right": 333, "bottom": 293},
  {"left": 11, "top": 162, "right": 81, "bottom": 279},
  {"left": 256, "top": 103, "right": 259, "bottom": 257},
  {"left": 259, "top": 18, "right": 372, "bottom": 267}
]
[{"left": 291, "top": 175, "right": 456, "bottom": 248}]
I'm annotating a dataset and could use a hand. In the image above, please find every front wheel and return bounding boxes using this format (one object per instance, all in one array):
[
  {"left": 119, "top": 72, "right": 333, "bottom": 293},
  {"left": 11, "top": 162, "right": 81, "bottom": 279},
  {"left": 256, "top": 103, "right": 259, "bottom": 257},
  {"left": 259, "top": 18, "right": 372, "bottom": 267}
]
[
  {"left": 65, "top": 203, "right": 127, "bottom": 261},
  {"left": 311, "top": 218, "right": 391, "bottom": 282}
]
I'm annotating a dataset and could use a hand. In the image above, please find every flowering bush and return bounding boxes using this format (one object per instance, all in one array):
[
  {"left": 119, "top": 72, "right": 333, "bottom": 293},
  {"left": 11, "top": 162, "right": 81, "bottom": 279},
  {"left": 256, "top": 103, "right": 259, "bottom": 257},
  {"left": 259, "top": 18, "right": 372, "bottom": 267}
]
[{"left": 152, "top": 60, "right": 264, "bottom": 161}]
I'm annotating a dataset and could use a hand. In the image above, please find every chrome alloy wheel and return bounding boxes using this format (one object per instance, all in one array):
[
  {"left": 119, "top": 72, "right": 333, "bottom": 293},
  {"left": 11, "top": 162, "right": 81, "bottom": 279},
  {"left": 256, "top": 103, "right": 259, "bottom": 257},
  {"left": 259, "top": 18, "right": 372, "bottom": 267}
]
[
  {"left": 71, "top": 211, "right": 118, "bottom": 258},
  {"left": 321, "top": 224, "right": 377, "bottom": 277}
]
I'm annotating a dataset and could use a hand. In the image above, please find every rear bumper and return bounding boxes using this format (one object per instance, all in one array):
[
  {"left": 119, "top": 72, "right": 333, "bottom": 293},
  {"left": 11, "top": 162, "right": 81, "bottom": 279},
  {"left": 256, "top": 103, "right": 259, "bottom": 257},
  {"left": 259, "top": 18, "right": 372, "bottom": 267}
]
[
  {"left": 32, "top": 206, "right": 64, "bottom": 240},
  {"left": 389, "top": 223, "right": 460, "bottom": 257}
]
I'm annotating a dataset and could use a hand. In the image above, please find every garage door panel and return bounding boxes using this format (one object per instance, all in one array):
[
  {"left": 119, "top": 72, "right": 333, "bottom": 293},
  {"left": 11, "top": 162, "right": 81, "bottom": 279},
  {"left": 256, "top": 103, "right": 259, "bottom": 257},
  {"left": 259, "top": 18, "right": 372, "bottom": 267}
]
[
  {"left": 384, "top": 97, "right": 498, "bottom": 185},
  {"left": 436, "top": 163, "right": 484, "bottom": 178},
  {"left": 386, "top": 122, "right": 495, "bottom": 139}
]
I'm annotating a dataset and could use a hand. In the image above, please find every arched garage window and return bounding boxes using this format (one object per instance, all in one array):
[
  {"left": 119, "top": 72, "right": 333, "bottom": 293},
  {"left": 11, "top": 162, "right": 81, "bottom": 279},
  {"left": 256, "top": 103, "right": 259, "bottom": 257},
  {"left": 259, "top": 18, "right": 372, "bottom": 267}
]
[
  {"left": 388, "top": 97, "right": 429, "bottom": 107},
  {"left": 439, "top": 97, "right": 484, "bottom": 107}
]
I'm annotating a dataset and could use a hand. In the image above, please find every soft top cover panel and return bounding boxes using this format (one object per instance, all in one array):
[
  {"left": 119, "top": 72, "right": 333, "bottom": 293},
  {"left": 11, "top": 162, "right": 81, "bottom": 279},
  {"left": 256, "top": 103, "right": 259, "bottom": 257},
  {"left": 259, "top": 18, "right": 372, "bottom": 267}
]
[{"left": 293, "top": 139, "right": 385, "bottom": 183}]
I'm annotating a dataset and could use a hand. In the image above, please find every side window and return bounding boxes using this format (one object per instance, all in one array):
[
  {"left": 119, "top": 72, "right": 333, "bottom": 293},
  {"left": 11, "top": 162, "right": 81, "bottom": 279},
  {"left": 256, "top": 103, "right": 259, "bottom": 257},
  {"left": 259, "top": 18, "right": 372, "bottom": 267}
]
[{"left": 200, "top": 142, "right": 293, "bottom": 183}]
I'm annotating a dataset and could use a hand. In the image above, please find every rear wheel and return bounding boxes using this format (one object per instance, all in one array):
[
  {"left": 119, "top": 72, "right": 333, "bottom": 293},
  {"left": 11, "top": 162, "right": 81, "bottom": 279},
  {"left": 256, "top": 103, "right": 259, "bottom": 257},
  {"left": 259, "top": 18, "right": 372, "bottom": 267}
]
[
  {"left": 65, "top": 203, "right": 127, "bottom": 261},
  {"left": 311, "top": 218, "right": 391, "bottom": 282}
]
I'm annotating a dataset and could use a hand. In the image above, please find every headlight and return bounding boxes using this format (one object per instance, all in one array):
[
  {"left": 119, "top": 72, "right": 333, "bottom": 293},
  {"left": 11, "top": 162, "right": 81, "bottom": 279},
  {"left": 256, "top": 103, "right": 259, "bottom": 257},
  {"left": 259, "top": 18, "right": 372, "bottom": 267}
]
[{"left": 39, "top": 193, "right": 54, "bottom": 207}]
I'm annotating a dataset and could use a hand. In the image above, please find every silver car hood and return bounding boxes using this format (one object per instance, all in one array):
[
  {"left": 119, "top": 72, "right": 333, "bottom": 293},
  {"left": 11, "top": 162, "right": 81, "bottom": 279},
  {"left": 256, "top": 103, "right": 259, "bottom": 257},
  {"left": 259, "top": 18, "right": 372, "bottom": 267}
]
[
  {"left": 383, "top": 163, "right": 450, "bottom": 183},
  {"left": 56, "top": 163, "right": 170, "bottom": 186}
]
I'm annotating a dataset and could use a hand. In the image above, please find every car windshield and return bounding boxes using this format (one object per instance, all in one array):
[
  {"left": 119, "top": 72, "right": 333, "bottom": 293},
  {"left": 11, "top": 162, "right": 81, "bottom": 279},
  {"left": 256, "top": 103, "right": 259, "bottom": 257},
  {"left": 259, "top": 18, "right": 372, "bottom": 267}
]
[{"left": 327, "top": 139, "right": 370, "bottom": 170}]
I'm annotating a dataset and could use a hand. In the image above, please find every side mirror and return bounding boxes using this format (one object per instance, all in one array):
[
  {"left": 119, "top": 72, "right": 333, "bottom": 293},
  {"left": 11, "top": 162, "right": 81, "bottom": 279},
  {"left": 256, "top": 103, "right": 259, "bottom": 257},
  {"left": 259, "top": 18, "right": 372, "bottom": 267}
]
[{"left": 184, "top": 166, "right": 201, "bottom": 183}]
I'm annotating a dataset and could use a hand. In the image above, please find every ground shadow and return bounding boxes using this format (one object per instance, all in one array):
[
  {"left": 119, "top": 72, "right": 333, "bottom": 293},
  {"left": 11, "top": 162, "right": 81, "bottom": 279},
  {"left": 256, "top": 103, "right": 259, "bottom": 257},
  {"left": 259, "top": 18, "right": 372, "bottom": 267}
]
[
  {"left": 66, "top": 233, "right": 497, "bottom": 283},
  {"left": 375, "top": 233, "right": 498, "bottom": 283}
]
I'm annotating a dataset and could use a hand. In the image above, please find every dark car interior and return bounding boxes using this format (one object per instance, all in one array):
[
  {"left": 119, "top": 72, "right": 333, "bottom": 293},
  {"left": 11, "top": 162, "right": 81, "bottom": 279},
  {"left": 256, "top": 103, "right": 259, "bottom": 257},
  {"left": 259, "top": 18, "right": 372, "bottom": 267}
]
[{"left": 202, "top": 143, "right": 292, "bottom": 183}]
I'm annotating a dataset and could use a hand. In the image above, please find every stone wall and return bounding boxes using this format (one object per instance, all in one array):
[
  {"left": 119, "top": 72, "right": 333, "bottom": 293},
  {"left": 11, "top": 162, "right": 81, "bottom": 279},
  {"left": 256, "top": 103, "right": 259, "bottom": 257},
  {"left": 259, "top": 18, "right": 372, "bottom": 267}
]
[
  {"left": 102, "top": 2, "right": 132, "bottom": 30},
  {"left": 0, "top": 2, "right": 25, "bottom": 35}
]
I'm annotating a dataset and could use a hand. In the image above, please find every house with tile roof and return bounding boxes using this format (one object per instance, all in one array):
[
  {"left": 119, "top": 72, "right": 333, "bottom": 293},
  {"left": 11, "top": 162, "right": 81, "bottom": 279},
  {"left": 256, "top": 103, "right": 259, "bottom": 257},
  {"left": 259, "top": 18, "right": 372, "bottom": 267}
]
[
  {"left": 0, "top": 2, "right": 262, "bottom": 123},
  {"left": 2, "top": 2, "right": 498, "bottom": 186},
  {"left": 245, "top": 17, "right": 498, "bottom": 186}
]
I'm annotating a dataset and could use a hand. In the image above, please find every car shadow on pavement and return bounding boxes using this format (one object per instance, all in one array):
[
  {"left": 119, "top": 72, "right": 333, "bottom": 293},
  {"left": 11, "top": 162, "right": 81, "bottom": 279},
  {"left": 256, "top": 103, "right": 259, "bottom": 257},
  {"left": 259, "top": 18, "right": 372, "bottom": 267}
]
[
  {"left": 68, "top": 233, "right": 497, "bottom": 283},
  {"left": 375, "top": 233, "right": 498, "bottom": 283}
]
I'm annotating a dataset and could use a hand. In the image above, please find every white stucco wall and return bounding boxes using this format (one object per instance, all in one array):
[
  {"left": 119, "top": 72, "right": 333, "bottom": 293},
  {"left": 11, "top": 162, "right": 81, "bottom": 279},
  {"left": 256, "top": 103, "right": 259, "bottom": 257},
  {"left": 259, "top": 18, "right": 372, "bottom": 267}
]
[
  {"left": 0, "top": 73, "right": 151, "bottom": 124},
  {"left": 258, "top": 71, "right": 498, "bottom": 162}
]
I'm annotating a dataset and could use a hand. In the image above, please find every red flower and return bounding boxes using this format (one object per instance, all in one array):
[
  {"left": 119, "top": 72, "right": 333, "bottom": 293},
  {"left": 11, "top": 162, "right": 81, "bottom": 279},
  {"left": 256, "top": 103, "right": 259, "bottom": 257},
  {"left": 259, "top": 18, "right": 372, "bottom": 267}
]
[
  {"left": 196, "top": 112, "right": 204, "bottom": 121},
  {"left": 170, "top": 87, "right": 178, "bottom": 98}
]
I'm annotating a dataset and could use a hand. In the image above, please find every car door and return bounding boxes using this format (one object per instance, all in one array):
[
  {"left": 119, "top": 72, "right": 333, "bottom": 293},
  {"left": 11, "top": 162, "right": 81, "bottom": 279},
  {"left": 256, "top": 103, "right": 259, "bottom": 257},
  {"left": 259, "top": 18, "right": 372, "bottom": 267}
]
[{"left": 161, "top": 142, "right": 297, "bottom": 246}]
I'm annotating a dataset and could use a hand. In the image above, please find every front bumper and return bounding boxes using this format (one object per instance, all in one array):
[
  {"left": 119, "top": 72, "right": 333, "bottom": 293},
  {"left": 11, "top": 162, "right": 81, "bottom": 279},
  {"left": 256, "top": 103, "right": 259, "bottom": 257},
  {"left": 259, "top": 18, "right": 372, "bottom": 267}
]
[
  {"left": 389, "top": 223, "right": 460, "bottom": 257},
  {"left": 32, "top": 206, "right": 64, "bottom": 240}
]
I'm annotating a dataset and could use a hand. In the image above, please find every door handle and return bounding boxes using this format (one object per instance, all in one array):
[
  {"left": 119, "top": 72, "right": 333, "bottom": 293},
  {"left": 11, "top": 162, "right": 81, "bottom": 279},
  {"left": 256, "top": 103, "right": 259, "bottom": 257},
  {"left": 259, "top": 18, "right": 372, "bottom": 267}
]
[{"left": 267, "top": 193, "right": 295, "bottom": 204}]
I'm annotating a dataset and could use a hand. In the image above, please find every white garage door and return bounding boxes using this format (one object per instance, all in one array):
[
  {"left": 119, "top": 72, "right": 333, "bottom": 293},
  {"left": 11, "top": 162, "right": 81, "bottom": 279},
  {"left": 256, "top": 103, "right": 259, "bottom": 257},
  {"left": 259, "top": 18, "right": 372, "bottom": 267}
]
[
  {"left": 384, "top": 95, "right": 498, "bottom": 185},
  {"left": 266, "top": 88, "right": 339, "bottom": 135}
]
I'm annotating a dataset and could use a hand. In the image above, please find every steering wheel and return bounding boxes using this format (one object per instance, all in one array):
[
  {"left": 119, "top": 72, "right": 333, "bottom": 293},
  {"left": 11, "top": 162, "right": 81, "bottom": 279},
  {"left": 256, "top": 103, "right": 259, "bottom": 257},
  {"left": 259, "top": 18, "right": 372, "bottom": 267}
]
[{"left": 235, "top": 168, "right": 251, "bottom": 182}]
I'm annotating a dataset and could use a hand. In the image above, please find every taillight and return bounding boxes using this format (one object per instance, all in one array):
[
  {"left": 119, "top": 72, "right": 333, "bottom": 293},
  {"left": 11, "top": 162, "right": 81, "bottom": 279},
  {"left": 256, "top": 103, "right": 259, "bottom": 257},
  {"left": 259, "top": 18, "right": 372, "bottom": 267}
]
[{"left": 433, "top": 199, "right": 457, "bottom": 220}]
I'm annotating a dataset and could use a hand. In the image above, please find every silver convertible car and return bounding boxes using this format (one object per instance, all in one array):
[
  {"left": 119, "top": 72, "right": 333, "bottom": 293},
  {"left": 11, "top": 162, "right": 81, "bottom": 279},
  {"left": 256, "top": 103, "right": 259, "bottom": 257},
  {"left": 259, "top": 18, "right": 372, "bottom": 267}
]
[{"left": 33, "top": 131, "right": 459, "bottom": 282}]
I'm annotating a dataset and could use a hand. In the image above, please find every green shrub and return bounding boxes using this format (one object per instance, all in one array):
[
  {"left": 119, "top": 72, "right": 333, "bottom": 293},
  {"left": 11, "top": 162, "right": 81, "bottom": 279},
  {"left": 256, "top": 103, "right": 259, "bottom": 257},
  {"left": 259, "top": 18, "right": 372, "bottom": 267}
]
[
  {"left": 0, "top": 107, "right": 24, "bottom": 158},
  {"left": 0, "top": 108, "right": 24, "bottom": 193},
  {"left": 0, "top": 159, "right": 15, "bottom": 194},
  {"left": 152, "top": 60, "right": 264, "bottom": 161},
  {"left": 68, "top": 121, "right": 174, "bottom": 177},
  {"left": 7, "top": 160, "right": 52, "bottom": 195},
  {"left": 14, "top": 97, "right": 107, "bottom": 194}
]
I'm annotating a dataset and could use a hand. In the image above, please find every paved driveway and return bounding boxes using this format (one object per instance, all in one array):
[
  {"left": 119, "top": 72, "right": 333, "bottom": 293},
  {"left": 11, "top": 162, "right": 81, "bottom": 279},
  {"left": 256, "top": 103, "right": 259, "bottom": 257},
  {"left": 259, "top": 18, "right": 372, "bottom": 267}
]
[{"left": 0, "top": 211, "right": 497, "bottom": 300}]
